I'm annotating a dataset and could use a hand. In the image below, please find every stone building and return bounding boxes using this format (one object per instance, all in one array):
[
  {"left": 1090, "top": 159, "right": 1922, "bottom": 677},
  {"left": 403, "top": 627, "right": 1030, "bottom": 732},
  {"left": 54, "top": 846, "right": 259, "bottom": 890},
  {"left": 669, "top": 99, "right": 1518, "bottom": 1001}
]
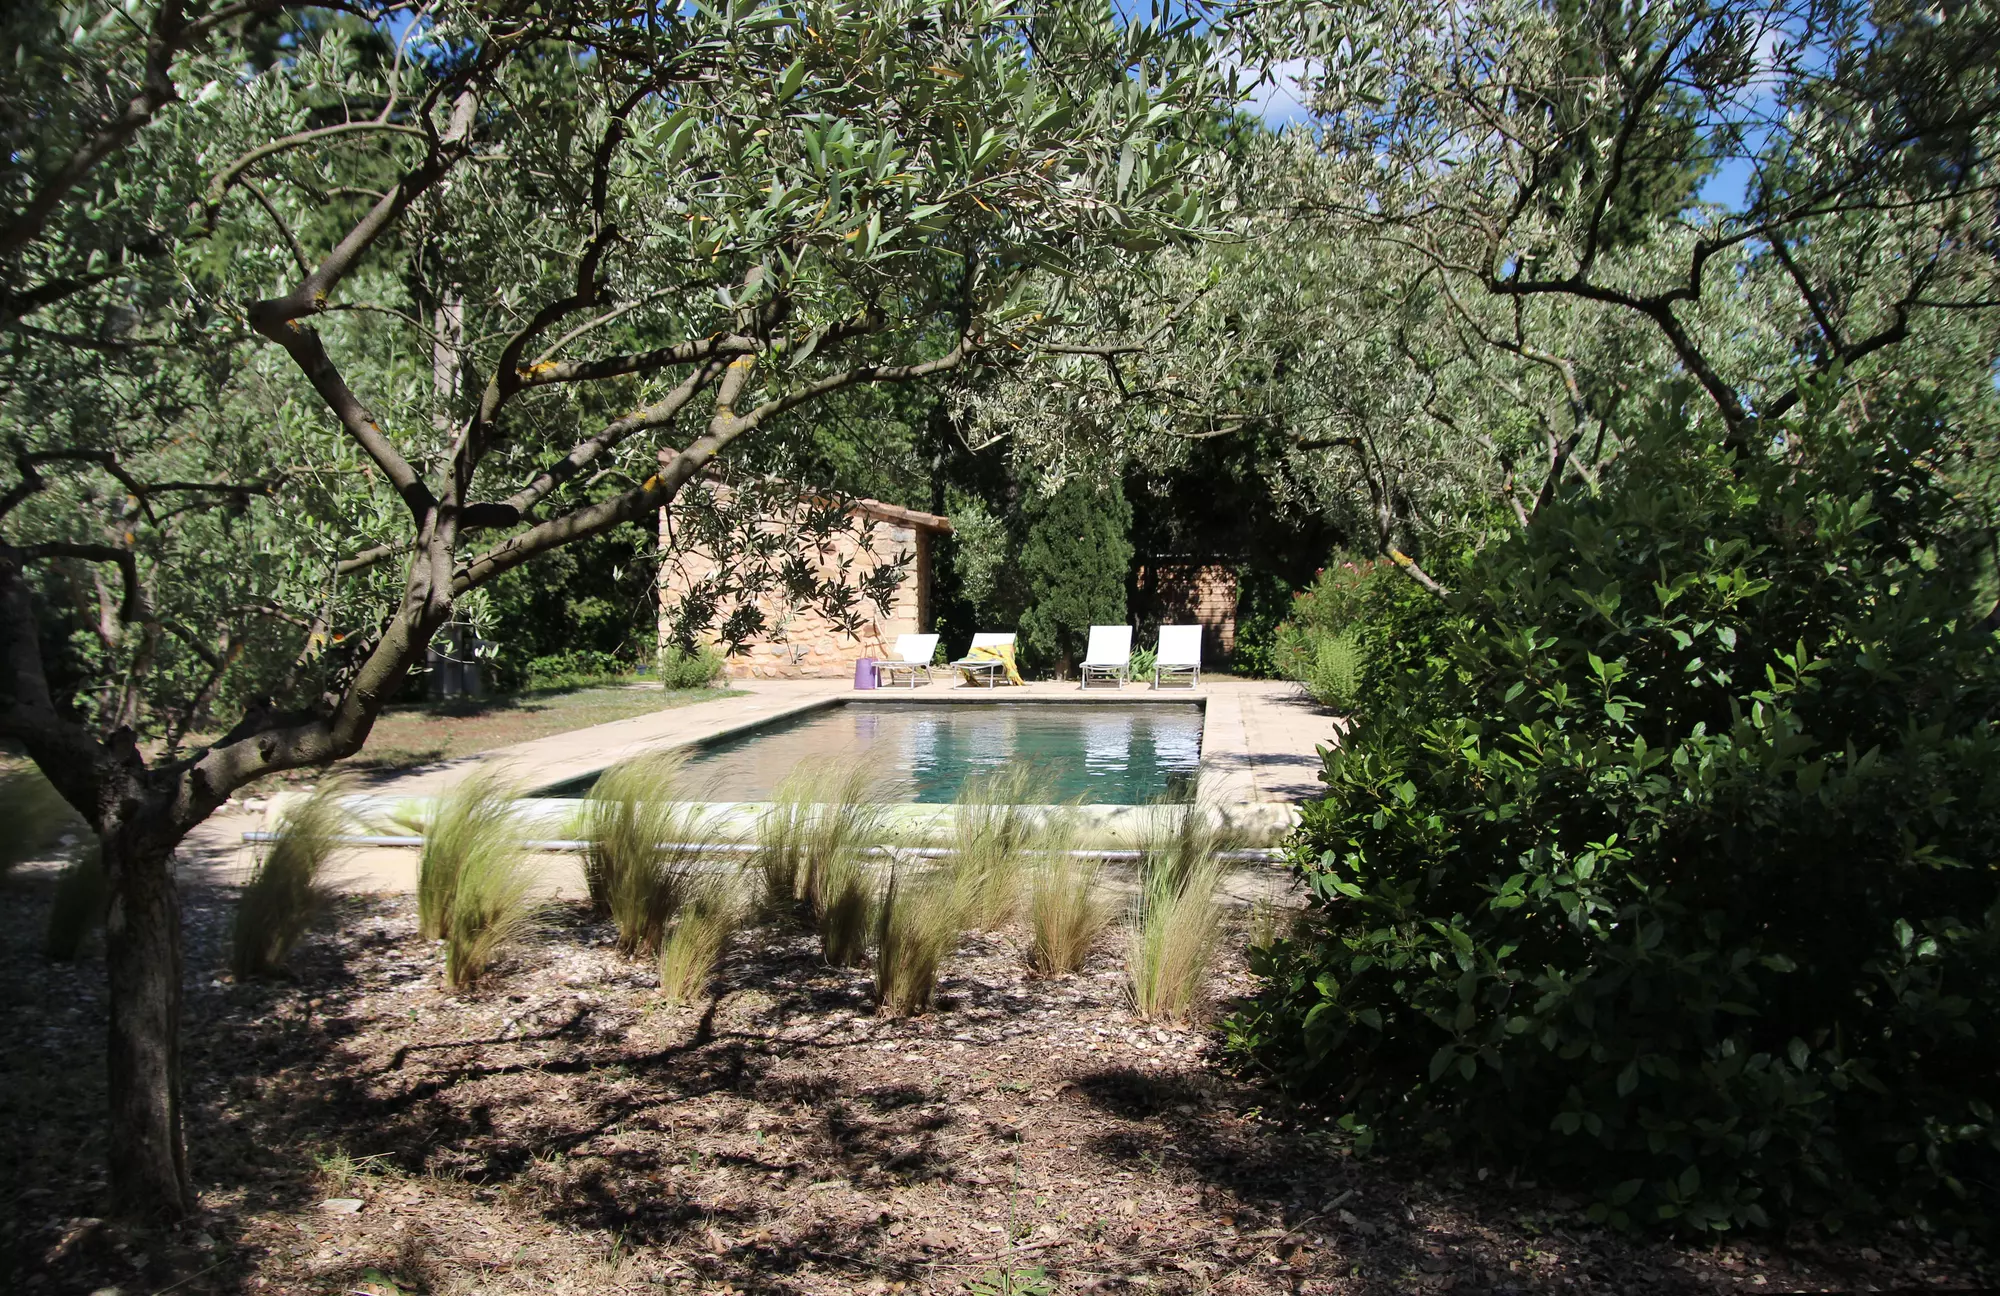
[{"left": 658, "top": 492, "right": 952, "bottom": 680}]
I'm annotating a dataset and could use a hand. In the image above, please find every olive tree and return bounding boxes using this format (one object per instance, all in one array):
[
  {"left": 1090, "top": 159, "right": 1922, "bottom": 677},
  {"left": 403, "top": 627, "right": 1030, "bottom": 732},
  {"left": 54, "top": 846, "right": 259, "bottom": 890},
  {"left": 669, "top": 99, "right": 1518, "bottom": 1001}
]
[{"left": 0, "top": 0, "right": 1224, "bottom": 1216}]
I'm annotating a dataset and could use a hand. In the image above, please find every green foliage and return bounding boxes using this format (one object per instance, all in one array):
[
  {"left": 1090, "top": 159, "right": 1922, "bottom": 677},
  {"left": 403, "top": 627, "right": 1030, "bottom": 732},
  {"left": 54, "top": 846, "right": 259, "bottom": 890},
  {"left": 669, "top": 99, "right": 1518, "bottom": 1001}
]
[
  {"left": 1272, "top": 558, "right": 1443, "bottom": 712},
  {"left": 1018, "top": 479, "right": 1134, "bottom": 675},
  {"left": 1228, "top": 395, "right": 2000, "bottom": 1232},
  {"left": 231, "top": 782, "right": 345, "bottom": 979},
  {"left": 485, "top": 525, "right": 657, "bottom": 691},
  {"left": 1227, "top": 568, "right": 1297, "bottom": 678},
  {"left": 522, "top": 651, "right": 630, "bottom": 692},
  {"left": 43, "top": 847, "right": 107, "bottom": 962},
  {"left": 656, "top": 644, "right": 724, "bottom": 690}
]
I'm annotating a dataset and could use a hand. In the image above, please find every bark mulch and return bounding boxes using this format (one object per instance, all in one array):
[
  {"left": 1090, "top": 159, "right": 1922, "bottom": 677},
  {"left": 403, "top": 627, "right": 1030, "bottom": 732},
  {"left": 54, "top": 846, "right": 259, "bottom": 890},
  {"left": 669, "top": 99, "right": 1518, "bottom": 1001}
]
[{"left": 2, "top": 862, "right": 1990, "bottom": 1295}]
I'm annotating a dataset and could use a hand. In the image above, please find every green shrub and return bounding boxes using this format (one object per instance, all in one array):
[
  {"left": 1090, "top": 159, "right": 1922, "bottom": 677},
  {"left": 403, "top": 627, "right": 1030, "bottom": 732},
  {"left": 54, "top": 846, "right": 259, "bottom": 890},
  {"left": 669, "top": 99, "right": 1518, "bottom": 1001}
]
[
  {"left": 523, "top": 649, "right": 628, "bottom": 691},
  {"left": 1018, "top": 477, "right": 1133, "bottom": 675},
  {"left": 1287, "top": 628, "right": 1365, "bottom": 710},
  {"left": 1271, "top": 557, "right": 1441, "bottom": 712},
  {"left": 1227, "top": 394, "right": 2000, "bottom": 1233},
  {"left": 657, "top": 643, "right": 724, "bottom": 689},
  {"left": 232, "top": 783, "right": 346, "bottom": 978}
]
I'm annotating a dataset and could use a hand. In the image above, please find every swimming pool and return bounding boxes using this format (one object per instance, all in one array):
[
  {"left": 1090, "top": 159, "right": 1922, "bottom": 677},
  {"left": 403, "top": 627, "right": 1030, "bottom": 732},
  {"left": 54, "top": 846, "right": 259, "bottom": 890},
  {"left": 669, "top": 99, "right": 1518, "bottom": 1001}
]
[{"left": 536, "top": 701, "right": 1205, "bottom": 804}]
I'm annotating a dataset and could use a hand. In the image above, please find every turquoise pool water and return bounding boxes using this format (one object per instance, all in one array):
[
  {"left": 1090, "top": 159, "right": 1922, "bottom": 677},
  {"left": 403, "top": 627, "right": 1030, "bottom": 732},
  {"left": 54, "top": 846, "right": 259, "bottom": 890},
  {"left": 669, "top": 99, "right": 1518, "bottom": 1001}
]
[{"left": 538, "top": 701, "right": 1204, "bottom": 804}]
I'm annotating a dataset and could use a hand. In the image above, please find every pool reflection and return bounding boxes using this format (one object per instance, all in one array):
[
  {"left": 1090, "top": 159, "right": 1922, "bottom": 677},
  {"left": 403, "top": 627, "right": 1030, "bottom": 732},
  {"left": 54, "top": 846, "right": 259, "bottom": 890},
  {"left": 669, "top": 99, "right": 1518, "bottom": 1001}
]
[{"left": 677, "top": 702, "right": 1203, "bottom": 804}]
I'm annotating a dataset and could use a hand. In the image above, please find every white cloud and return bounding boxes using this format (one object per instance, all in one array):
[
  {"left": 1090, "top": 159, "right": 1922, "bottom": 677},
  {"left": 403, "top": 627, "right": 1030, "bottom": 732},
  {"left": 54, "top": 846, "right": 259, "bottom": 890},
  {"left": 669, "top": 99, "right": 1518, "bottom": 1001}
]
[{"left": 1242, "top": 56, "right": 1320, "bottom": 128}]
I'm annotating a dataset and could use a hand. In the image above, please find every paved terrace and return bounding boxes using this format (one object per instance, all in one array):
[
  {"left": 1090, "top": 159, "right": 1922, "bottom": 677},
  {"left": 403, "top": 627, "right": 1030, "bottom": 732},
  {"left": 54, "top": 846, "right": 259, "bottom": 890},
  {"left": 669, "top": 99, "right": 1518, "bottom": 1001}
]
[{"left": 178, "top": 676, "right": 1341, "bottom": 897}]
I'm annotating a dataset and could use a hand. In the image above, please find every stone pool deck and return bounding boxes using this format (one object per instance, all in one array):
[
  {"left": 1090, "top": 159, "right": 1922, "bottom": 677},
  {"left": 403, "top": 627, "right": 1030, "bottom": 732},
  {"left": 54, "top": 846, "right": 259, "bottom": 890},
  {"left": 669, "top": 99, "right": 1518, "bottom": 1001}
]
[{"left": 177, "top": 676, "right": 1341, "bottom": 899}]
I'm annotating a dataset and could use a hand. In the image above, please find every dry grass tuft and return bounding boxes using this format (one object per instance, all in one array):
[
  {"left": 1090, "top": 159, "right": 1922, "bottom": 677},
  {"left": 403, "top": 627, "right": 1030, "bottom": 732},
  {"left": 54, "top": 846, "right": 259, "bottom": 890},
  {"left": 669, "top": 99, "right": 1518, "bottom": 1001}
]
[
  {"left": 1126, "top": 807, "right": 1233, "bottom": 1022},
  {"left": 417, "top": 773, "right": 541, "bottom": 987},
  {"left": 752, "top": 761, "right": 888, "bottom": 963},
  {"left": 578, "top": 752, "right": 704, "bottom": 956},
  {"left": 874, "top": 865, "right": 965, "bottom": 1016},
  {"left": 232, "top": 781, "right": 347, "bottom": 978},
  {"left": 658, "top": 878, "right": 740, "bottom": 1006},
  {"left": 816, "top": 849, "right": 876, "bottom": 966},
  {"left": 948, "top": 762, "right": 1050, "bottom": 930},
  {"left": 1026, "top": 817, "right": 1113, "bottom": 976}
]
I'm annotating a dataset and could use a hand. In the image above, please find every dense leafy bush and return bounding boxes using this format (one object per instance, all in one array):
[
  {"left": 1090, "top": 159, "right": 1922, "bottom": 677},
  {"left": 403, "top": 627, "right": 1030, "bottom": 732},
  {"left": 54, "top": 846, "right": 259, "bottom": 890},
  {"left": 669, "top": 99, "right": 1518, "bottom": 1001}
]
[
  {"left": 657, "top": 644, "right": 724, "bottom": 689},
  {"left": 521, "top": 649, "right": 628, "bottom": 691},
  {"left": 1272, "top": 559, "right": 1441, "bottom": 710},
  {"left": 1228, "top": 397, "right": 2000, "bottom": 1234}
]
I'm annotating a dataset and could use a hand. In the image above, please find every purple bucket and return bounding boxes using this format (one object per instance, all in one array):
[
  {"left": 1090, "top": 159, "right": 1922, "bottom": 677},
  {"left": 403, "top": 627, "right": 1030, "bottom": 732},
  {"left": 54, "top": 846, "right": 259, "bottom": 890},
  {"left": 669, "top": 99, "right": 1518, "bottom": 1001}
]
[{"left": 853, "top": 656, "right": 878, "bottom": 690}]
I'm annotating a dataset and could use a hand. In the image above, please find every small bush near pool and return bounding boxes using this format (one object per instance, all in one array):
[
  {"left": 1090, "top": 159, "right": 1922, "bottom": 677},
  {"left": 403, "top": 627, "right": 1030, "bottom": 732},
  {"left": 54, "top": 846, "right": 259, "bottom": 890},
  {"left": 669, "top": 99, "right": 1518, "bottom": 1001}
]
[
  {"left": 1226, "top": 392, "right": 2000, "bottom": 1235},
  {"left": 657, "top": 643, "right": 724, "bottom": 689}
]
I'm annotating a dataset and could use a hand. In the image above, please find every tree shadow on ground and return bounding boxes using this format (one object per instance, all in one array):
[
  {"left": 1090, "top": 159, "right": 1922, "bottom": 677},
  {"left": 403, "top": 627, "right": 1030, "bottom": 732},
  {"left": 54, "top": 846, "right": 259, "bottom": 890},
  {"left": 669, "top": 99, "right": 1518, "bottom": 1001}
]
[{"left": 6, "top": 876, "right": 1974, "bottom": 1296}]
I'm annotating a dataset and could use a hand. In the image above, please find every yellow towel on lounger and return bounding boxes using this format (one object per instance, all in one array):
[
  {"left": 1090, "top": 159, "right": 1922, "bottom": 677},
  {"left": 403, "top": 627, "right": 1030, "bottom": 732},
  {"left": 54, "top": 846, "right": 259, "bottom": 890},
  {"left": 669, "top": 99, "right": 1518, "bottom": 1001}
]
[{"left": 960, "top": 642, "right": 1024, "bottom": 686}]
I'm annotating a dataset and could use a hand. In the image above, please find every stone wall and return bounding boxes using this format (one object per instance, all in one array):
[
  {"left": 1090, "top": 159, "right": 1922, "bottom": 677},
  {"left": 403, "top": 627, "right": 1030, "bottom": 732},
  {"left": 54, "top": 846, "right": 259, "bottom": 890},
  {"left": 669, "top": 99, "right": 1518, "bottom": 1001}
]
[
  {"left": 658, "top": 497, "right": 948, "bottom": 680},
  {"left": 1133, "top": 562, "right": 1238, "bottom": 662}
]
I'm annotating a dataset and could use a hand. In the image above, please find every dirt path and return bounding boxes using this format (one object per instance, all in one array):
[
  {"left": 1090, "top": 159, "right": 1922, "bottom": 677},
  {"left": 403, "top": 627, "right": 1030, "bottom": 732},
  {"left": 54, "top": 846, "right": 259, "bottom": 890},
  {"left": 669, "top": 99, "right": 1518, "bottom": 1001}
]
[{"left": 4, "top": 861, "right": 1988, "bottom": 1295}]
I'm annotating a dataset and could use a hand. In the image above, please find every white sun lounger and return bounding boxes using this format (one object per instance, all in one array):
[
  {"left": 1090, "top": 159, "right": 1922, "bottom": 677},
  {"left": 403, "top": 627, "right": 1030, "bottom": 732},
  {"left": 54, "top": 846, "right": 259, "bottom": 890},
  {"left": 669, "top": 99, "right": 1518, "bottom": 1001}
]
[
  {"left": 874, "top": 633, "right": 939, "bottom": 688},
  {"left": 953, "top": 632, "right": 1016, "bottom": 688},
  {"left": 1153, "top": 624, "right": 1202, "bottom": 689},
  {"left": 1079, "top": 625, "right": 1133, "bottom": 689}
]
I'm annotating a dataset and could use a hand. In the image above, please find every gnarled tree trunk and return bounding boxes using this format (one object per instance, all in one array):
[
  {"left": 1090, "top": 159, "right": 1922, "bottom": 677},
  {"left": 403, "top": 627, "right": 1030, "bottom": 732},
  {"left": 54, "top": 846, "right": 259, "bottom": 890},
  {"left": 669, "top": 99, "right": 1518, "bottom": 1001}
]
[{"left": 101, "top": 815, "right": 192, "bottom": 1218}]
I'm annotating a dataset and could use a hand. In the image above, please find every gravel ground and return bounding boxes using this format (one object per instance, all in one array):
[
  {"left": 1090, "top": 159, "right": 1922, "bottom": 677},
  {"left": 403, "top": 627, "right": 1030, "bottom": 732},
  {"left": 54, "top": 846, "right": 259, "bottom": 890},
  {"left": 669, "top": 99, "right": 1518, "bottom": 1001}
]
[{"left": 1, "top": 854, "right": 1990, "bottom": 1295}]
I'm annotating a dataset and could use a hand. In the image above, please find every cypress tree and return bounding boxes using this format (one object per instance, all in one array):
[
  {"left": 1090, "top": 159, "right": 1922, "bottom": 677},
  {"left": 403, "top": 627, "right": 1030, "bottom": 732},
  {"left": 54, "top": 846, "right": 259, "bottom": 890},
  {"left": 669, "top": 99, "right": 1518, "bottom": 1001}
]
[{"left": 1018, "top": 478, "right": 1134, "bottom": 676}]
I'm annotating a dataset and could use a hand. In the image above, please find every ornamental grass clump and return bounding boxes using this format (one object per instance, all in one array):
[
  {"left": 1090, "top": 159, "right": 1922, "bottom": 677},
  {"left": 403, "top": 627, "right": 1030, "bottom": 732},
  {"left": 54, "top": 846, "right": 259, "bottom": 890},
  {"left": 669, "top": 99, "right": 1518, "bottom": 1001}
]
[
  {"left": 1127, "top": 809, "right": 1227, "bottom": 1022},
  {"left": 1026, "top": 817, "right": 1113, "bottom": 976},
  {"left": 579, "top": 752, "right": 704, "bottom": 956},
  {"left": 752, "top": 761, "right": 888, "bottom": 962},
  {"left": 949, "top": 762, "right": 1049, "bottom": 929},
  {"left": 231, "top": 781, "right": 347, "bottom": 979},
  {"left": 658, "top": 878, "right": 740, "bottom": 1006},
  {"left": 874, "top": 865, "right": 966, "bottom": 1016},
  {"left": 816, "top": 849, "right": 877, "bottom": 966},
  {"left": 419, "top": 773, "right": 541, "bottom": 986}
]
